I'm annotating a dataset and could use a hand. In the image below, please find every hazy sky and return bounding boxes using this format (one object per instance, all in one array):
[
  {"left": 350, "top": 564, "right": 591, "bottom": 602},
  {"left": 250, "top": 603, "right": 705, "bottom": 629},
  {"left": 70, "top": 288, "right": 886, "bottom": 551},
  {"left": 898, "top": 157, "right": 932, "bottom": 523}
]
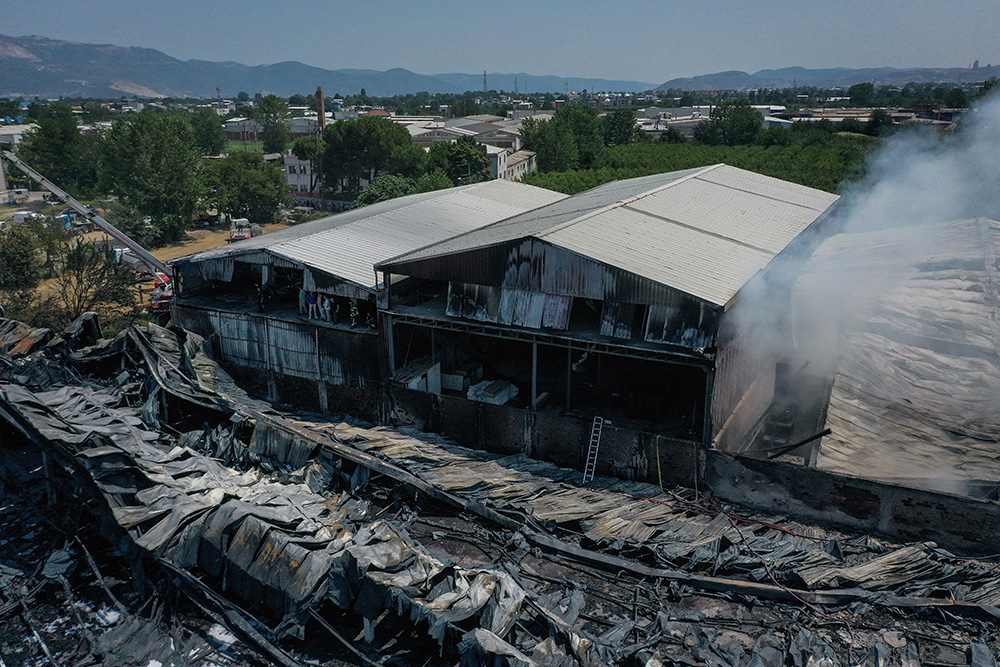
[{"left": 5, "top": 0, "right": 999, "bottom": 84}]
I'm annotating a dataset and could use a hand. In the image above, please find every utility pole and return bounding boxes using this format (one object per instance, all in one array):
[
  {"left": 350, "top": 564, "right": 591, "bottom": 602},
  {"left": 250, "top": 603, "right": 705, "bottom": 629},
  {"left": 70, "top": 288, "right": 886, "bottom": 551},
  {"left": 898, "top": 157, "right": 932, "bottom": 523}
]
[{"left": 483, "top": 70, "right": 487, "bottom": 94}]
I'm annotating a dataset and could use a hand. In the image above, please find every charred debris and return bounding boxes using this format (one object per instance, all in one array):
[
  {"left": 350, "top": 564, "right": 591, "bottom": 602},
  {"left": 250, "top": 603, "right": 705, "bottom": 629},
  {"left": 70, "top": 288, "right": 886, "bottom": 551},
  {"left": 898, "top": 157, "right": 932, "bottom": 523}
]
[{"left": 0, "top": 314, "right": 999, "bottom": 667}]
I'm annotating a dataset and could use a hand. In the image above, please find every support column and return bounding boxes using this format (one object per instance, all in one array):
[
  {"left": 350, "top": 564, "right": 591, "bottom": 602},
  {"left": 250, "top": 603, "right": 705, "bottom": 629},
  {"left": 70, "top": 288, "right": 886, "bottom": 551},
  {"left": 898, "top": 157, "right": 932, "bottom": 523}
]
[
  {"left": 386, "top": 314, "right": 396, "bottom": 377},
  {"left": 430, "top": 328, "right": 435, "bottom": 366},
  {"left": 565, "top": 344, "right": 572, "bottom": 412},
  {"left": 702, "top": 367, "right": 715, "bottom": 444},
  {"left": 531, "top": 342, "right": 538, "bottom": 410},
  {"left": 317, "top": 380, "right": 328, "bottom": 413}
]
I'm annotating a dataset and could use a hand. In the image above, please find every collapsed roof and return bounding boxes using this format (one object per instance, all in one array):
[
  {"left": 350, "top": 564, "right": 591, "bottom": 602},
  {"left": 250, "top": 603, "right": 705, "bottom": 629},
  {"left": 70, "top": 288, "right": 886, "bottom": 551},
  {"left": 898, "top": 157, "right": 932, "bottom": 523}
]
[
  {"left": 795, "top": 218, "right": 1000, "bottom": 486},
  {"left": 1, "top": 315, "right": 999, "bottom": 665}
]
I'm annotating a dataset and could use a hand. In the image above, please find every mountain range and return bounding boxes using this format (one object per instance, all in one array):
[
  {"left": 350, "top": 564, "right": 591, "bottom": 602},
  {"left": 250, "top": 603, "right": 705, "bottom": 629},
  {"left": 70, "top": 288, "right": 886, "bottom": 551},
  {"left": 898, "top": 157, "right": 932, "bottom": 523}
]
[
  {"left": 0, "top": 34, "right": 654, "bottom": 98},
  {"left": 1, "top": 34, "right": 995, "bottom": 100},
  {"left": 658, "top": 65, "right": 1000, "bottom": 91}
]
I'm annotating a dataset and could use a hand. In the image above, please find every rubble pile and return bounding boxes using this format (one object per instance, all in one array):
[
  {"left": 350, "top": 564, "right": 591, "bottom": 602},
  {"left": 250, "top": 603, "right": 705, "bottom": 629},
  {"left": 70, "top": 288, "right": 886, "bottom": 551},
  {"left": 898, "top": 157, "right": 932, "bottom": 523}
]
[{"left": 0, "top": 315, "right": 998, "bottom": 666}]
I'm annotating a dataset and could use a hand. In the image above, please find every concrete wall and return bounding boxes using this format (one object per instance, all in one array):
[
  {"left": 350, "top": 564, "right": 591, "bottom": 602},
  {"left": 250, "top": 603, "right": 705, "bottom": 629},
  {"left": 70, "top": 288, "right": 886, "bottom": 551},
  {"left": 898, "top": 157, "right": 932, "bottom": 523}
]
[{"left": 705, "top": 452, "right": 1000, "bottom": 556}]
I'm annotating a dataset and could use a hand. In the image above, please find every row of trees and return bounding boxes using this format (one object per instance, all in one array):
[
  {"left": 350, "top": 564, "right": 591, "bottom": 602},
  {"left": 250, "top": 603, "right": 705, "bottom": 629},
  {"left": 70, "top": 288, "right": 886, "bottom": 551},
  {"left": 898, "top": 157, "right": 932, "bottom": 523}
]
[
  {"left": 517, "top": 99, "right": 901, "bottom": 196},
  {"left": 16, "top": 103, "right": 289, "bottom": 245}
]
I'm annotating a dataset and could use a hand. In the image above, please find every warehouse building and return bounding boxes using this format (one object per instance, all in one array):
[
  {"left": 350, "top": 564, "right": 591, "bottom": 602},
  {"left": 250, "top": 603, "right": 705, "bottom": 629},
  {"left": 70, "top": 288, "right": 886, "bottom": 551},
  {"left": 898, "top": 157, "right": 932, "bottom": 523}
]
[
  {"left": 170, "top": 179, "right": 566, "bottom": 412},
  {"left": 376, "top": 165, "right": 840, "bottom": 465}
]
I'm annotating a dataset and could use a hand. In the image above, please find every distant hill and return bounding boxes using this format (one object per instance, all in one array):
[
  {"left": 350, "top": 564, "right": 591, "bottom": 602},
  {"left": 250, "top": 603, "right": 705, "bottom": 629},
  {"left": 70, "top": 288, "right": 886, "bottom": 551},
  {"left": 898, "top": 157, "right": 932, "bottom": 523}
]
[
  {"left": 0, "top": 34, "right": 656, "bottom": 98},
  {"left": 659, "top": 65, "right": 1000, "bottom": 91}
]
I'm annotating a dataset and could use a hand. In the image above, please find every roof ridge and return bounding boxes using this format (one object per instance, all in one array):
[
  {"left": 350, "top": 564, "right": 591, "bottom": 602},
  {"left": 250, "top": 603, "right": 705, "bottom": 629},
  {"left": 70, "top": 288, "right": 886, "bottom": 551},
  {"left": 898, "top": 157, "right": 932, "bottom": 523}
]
[{"left": 536, "top": 164, "right": 722, "bottom": 240}]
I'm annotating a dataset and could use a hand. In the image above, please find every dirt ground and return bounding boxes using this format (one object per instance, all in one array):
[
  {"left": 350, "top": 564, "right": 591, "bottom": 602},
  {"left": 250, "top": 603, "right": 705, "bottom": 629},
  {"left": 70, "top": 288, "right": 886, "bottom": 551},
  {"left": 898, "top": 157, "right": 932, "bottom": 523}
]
[{"left": 81, "top": 221, "right": 291, "bottom": 263}]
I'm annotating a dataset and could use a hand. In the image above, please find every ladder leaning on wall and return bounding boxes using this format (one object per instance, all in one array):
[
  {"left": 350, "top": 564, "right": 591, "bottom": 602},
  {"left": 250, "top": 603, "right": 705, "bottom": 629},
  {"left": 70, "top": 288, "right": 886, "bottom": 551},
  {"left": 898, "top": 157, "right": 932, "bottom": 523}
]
[{"left": 582, "top": 416, "right": 605, "bottom": 483}]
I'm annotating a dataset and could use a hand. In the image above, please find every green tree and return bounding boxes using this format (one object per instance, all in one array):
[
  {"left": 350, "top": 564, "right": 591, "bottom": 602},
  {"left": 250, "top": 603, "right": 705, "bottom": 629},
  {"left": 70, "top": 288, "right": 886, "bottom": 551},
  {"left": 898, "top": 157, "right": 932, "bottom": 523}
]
[
  {"left": 838, "top": 117, "right": 866, "bottom": 134},
  {"left": 521, "top": 117, "right": 579, "bottom": 171},
  {"left": 190, "top": 106, "right": 226, "bottom": 155},
  {"left": 354, "top": 174, "right": 415, "bottom": 207},
  {"left": 291, "top": 135, "right": 327, "bottom": 193},
  {"left": 977, "top": 78, "right": 998, "bottom": 100},
  {"left": 321, "top": 116, "right": 418, "bottom": 194},
  {"left": 600, "top": 109, "right": 641, "bottom": 147},
  {"left": 693, "top": 99, "right": 763, "bottom": 146},
  {"left": 17, "top": 102, "right": 99, "bottom": 196},
  {"left": 866, "top": 109, "right": 895, "bottom": 136},
  {"left": 427, "top": 136, "right": 492, "bottom": 185},
  {"left": 452, "top": 94, "right": 487, "bottom": 117},
  {"left": 253, "top": 94, "right": 291, "bottom": 153},
  {"left": 413, "top": 169, "right": 453, "bottom": 193},
  {"left": 553, "top": 104, "right": 603, "bottom": 167},
  {"left": 99, "top": 112, "right": 202, "bottom": 243},
  {"left": 944, "top": 88, "right": 968, "bottom": 108},
  {"left": 203, "top": 151, "right": 291, "bottom": 225},
  {"left": 848, "top": 82, "right": 875, "bottom": 106},
  {"left": 0, "top": 226, "right": 42, "bottom": 290}
]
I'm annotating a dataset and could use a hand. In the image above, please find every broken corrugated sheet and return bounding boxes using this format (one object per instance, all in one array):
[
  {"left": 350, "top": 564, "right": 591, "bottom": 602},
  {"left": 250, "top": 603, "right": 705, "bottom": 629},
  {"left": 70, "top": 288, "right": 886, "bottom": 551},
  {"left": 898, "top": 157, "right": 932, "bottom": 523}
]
[
  {"left": 1, "top": 317, "right": 999, "bottom": 665},
  {"left": 798, "top": 218, "right": 1000, "bottom": 486}
]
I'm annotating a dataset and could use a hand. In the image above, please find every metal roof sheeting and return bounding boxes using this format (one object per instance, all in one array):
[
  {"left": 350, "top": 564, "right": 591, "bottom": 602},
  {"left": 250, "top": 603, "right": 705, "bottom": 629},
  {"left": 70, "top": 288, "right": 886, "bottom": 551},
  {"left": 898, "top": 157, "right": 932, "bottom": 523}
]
[
  {"left": 174, "top": 180, "right": 566, "bottom": 290},
  {"left": 382, "top": 165, "right": 839, "bottom": 306}
]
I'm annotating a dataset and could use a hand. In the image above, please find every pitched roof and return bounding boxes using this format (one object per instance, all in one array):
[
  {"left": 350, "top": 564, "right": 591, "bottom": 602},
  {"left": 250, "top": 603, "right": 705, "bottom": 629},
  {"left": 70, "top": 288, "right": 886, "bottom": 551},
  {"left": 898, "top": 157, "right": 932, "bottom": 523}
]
[
  {"left": 173, "top": 180, "right": 567, "bottom": 291},
  {"left": 380, "top": 165, "right": 840, "bottom": 306}
]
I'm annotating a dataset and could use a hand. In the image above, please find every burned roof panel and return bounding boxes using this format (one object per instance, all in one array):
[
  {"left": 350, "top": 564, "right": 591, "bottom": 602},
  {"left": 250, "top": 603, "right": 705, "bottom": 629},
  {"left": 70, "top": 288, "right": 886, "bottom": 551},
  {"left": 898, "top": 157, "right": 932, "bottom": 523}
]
[{"left": 797, "top": 218, "right": 1000, "bottom": 485}]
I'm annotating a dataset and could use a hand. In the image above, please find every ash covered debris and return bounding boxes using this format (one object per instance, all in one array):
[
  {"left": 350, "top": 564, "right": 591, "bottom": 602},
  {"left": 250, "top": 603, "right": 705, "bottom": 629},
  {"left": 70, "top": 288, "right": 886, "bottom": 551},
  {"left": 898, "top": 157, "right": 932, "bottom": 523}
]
[{"left": 0, "top": 315, "right": 998, "bottom": 666}]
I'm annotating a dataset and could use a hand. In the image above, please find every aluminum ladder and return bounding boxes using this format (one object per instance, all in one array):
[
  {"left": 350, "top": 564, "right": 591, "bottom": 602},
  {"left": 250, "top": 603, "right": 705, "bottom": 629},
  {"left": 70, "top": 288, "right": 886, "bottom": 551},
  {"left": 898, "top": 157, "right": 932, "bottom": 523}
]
[{"left": 582, "top": 416, "right": 605, "bottom": 483}]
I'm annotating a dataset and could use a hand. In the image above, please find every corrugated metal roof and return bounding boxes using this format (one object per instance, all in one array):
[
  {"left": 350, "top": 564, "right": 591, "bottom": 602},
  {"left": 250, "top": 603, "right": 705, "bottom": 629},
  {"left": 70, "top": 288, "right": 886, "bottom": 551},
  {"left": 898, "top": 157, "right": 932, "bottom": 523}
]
[
  {"left": 381, "top": 165, "right": 839, "bottom": 306},
  {"left": 174, "top": 180, "right": 566, "bottom": 290}
]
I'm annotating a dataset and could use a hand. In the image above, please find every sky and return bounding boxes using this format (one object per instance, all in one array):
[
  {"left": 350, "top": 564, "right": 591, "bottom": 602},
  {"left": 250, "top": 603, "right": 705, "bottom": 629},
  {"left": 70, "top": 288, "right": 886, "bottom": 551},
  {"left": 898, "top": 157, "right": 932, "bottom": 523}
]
[{"left": 5, "top": 0, "right": 1000, "bottom": 84}]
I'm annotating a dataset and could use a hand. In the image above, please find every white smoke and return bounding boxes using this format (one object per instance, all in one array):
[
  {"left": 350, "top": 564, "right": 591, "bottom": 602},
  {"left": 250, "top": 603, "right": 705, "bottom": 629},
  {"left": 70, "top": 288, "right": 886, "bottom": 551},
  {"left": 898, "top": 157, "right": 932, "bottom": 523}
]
[{"left": 836, "top": 92, "right": 1000, "bottom": 232}]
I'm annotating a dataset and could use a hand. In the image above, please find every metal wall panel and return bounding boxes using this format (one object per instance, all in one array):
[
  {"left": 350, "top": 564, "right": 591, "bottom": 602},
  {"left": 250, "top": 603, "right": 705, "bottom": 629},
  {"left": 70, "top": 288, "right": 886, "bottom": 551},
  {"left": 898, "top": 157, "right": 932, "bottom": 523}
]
[{"left": 171, "top": 304, "right": 378, "bottom": 388}]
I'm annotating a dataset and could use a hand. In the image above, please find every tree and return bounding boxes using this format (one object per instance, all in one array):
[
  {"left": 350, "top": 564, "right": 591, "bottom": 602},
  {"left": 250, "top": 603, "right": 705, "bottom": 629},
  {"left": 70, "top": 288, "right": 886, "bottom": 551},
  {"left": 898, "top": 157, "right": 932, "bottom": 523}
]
[
  {"left": 413, "top": 169, "right": 453, "bottom": 193},
  {"left": 553, "top": 104, "right": 603, "bottom": 167},
  {"left": 0, "top": 226, "right": 42, "bottom": 290},
  {"left": 944, "top": 87, "right": 968, "bottom": 109},
  {"left": 866, "top": 109, "right": 895, "bottom": 136},
  {"left": 427, "top": 136, "right": 492, "bottom": 185},
  {"left": 253, "top": 94, "right": 291, "bottom": 153},
  {"left": 99, "top": 112, "right": 202, "bottom": 243},
  {"left": 848, "top": 82, "right": 875, "bottom": 106},
  {"left": 521, "top": 117, "right": 579, "bottom": 171},
  {"left": 354, "top": 174, "right": 416, "bottom": 207},
  {"left": 190, "top": 106, "right": 226, "bottom": 155},
  {"left": 321, "top": 116, "right": 418, "bottom": 194},
  {"left": 53, "top": 239, "right": 137, "bottom": 326},
  {"left": 977, "top": 78, "right": 998, "bottom": 100},
  {"left": 203, "top": 152, "right": 291, "bottom": 225},
  {"left": 838, "top": 117, "right": 866, "bottom": 134},
  {"left": 237, "top": 91, "right": 250, "bottom": 102},
  {"left": 291, "top": 135, "right": 326, "bottom": 193},
  {"left": 600, "top": 109, "right": 641, "bottom": 147},
  {"left": 693, "top": 99, "right": 762, "bottom": 146},
  {"left": 17, "top": 102, "right": 99, "bottom": 196}
]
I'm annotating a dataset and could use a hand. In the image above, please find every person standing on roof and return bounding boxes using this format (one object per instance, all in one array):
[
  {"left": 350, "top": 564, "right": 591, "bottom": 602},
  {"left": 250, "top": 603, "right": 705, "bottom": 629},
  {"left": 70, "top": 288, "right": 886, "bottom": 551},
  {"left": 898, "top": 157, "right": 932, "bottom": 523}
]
[
  {"left": 298, "top": 286, "right": 307, "bottom": 315},
  {"left": 307, "top": 291, "right": 318, "bottom": 319}
]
